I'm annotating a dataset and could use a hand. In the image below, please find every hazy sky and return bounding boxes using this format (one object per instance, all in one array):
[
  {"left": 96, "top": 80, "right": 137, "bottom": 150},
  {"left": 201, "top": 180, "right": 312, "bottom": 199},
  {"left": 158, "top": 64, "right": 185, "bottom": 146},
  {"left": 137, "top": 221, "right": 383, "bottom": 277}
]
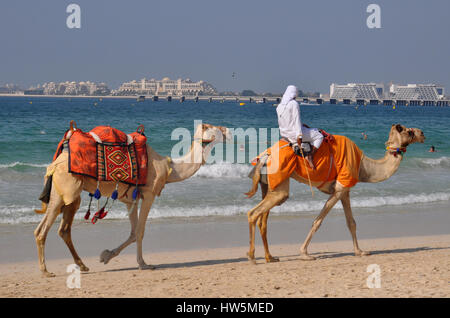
[{"left": 1, "top": 0, "right": 449, "bottom": 93}]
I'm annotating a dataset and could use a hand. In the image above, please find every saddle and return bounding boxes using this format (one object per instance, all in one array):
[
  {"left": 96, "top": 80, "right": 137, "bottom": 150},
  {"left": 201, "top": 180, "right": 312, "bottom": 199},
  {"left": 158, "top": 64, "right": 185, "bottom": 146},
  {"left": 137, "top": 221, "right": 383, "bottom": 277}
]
[
  {"left": 53, "top": 123, "right": 148, "bottom": 186},
  {"left": 290, "top": 128, "right": 335, "bottom": 158}
]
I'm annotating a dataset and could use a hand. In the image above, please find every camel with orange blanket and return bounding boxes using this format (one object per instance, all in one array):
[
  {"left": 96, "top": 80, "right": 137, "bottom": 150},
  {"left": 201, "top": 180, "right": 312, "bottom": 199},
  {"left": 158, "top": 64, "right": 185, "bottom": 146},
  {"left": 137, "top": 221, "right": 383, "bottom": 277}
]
[{"left": 245, "top": 124, "right": 425, "bottom": 263}]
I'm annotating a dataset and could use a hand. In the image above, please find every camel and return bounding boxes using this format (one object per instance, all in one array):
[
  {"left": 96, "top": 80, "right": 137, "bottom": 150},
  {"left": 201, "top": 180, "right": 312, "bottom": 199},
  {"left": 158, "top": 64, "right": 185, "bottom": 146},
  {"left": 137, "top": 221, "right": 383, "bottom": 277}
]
[
  {"left": 245, "top": 124, "right": 425, "bottom": 263},
  {"left": 34, "top": 123, "right": 231, "bottom": 277}
]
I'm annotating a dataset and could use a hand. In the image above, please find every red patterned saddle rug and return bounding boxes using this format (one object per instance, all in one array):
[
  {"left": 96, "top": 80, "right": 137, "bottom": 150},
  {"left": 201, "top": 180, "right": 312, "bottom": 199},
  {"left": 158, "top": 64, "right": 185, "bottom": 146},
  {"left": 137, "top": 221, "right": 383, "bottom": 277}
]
[{"left": 53, "top": 125, "right": 148, "bottom": 186}]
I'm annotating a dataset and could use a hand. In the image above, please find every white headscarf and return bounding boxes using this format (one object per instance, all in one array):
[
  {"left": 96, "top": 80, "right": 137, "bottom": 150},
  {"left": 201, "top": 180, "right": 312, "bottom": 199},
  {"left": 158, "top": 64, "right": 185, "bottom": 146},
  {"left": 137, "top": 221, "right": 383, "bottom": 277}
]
[
  {"left": 276, "top": 85, "right": 302, "bottom": 143},
  {"left": 279, "top": 85, "right": 298, "bottom": 106}
]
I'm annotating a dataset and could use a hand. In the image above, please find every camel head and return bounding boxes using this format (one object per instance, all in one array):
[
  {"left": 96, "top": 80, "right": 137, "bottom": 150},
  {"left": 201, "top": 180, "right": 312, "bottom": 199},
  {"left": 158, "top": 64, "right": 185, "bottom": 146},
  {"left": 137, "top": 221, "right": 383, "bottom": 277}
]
[
  {"left": 195, "top": 123, "right": 232, "bottom": 146},
  {"left": 385, "top": 124, "right": 425, "bottom": 150}
]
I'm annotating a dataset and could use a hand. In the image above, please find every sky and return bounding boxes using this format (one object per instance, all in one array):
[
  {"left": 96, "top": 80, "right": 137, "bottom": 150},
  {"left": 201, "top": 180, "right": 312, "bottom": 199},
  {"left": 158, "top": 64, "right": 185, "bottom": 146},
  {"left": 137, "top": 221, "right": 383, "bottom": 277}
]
[{"left": 0, "top": 0, "right": 449, "bottom": 94}]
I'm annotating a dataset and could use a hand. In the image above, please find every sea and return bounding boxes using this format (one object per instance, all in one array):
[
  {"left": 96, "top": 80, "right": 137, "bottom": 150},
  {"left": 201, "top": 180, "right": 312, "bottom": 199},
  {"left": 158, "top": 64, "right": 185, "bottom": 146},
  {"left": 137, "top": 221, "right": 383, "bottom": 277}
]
[{"left": 0, "top": 96, "right": 449, "bottom": 225}]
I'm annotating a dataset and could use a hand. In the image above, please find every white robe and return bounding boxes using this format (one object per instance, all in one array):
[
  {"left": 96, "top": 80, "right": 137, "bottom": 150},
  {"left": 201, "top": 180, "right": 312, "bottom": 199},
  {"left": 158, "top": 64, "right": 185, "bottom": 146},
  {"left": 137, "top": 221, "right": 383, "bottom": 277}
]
[{"left": 276, "top": 85, "right": 323, "bottom": 148}]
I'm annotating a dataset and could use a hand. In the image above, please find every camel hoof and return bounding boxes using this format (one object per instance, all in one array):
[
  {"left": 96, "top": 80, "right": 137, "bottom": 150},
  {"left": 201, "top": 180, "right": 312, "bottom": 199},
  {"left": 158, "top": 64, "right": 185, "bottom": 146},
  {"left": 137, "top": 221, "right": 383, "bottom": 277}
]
[
  {"left": 299, "top": 254, "right": 316, "bottom": 261},
  {"left": 100, "top": 249, "right": 113, "bottom": 264},
  {"left": 246, "top": 252, "right": 257, "bottom": 265},
  {"left": 42, "top": 271, "right": 56, "bottom": 278},
  {"left": 355, "top": 250, "right": 371, "bottom": 257},
  {"left": 266, "top": 256, "right": 279, "bottom": 263},
  {"left": 139, "top": 263, "right": 155, "bottom": 270},
  {"left": 79, "top": 264, "right": 89, "bottom": 272}
]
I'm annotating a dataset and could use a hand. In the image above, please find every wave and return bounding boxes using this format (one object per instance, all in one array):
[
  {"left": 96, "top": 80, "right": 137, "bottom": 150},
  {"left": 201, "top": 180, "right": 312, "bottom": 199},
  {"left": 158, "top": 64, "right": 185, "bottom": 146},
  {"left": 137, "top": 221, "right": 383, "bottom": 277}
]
[
  {"left": 0, "top": 162, "right": 49, "bottom": 169},
  {"left": 1, "top": 191, "right": 449, "bottom": 224},
  {"left": 405, "top": 156, "right": 450, "bottom": 170},
  {"left": 1, "top": 156, "right": 448, "bottom": 176},
  {"left": 194, "top": 162, "right": 252, "bottom": 179}
]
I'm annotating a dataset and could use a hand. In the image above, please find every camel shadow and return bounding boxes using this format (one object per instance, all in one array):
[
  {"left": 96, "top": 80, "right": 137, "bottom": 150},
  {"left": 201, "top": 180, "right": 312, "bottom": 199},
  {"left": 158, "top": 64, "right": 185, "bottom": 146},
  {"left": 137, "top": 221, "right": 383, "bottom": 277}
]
[
  {"left": 313, "top": 246, "right": 450, "bottom": 260},
  {"left": 85, "top": 246, "right": 449, "bottom": 274},
  {"left": 98, "top": 256, "right": 250, "bottom": 273}
]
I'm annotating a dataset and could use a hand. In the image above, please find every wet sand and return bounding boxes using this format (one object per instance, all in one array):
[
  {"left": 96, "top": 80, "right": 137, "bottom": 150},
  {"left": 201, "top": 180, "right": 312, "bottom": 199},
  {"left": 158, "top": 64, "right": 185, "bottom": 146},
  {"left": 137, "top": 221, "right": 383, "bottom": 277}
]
[{"left": 0, "top": 203, "right": 449, "bottom": 298}]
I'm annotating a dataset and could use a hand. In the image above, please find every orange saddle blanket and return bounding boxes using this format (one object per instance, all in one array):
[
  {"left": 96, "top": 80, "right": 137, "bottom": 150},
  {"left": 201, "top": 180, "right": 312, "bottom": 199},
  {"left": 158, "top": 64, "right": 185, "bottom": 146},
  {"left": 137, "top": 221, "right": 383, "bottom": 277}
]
[
  {"left": 53, "top": 126, "right": 148, "bottom": 186},
  {"left": 256, "top": 135, "right": 363, "bottom": 190}
]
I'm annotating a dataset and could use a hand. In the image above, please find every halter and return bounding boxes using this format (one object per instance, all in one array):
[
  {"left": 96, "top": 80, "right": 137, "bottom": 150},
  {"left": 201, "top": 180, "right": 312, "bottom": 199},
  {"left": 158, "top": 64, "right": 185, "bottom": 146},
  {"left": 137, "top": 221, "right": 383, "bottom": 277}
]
[{"left": 386, "top": 146, "right": 407, "bottom": 157}]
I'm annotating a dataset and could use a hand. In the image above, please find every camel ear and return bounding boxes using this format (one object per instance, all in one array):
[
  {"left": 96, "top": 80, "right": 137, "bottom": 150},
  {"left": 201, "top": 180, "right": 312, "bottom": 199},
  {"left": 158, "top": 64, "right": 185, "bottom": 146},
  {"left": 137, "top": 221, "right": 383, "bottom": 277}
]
[{"left": 395, "top": 124, "right": 403, "bottom": 133}]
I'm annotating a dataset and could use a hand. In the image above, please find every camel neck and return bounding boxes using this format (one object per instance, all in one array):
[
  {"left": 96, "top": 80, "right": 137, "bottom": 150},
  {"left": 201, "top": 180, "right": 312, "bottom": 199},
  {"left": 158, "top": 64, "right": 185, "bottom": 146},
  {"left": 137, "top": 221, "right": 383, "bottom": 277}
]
[
  {"left": 358, "top": 151, "right": 403, "bottom": 183},
  {"left": 166, "top": 139, "right": 208, "bottom": 183}
]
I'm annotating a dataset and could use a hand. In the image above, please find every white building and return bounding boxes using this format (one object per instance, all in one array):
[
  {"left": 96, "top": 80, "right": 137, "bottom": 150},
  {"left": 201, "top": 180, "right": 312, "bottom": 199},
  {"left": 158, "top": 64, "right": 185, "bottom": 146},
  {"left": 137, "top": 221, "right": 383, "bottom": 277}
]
[
  {"left": 389, "top": 84, "right": 445, "bottom": 101},
  {"left": 42, "top": 81, "right": 110, "bottom": 96},
  {"left": 115, "top": 77, "right": 216, "bottom": 96},
  {"left": 330, "top": 83, "right": 385, "bottom": 100}
]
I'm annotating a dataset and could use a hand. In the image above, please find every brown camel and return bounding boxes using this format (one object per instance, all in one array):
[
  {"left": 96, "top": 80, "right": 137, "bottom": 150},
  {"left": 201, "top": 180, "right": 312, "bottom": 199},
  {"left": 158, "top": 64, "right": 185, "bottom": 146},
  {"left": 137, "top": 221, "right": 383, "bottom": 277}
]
[
  {"left": 34, "top": 123, "right": 230, "bottom": 277},
  {"left": 245, "top": 124, "right": 425, "bottom": 263}
]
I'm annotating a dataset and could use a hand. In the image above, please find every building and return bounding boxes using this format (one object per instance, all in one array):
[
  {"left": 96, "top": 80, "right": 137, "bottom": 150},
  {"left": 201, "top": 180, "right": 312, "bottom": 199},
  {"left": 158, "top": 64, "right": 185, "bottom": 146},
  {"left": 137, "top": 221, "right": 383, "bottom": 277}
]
[
  {"left": 330, "top": 83, "right": 385, "bottom": 100},
  {"left": 0, "top": 84, "right": 22, "bottom": 94},
  {"left": 389, "top": 84, "right": 445, "bottom": 101},
  {"left": 41, "top": 81, "right": 110, "bottom": 96},
  {"left": 330, "top": 82, "right": 446, "bottom": 102},
  {"left": 114, "top": 77, "right": 216, "bottom": 96}
]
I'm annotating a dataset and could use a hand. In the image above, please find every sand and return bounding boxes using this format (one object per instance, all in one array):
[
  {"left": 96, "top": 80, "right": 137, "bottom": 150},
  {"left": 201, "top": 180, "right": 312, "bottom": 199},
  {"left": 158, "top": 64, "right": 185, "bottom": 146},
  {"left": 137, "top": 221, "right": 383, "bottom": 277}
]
[{"left": 0, "top": 234, "right": 448, "bottom": 298}]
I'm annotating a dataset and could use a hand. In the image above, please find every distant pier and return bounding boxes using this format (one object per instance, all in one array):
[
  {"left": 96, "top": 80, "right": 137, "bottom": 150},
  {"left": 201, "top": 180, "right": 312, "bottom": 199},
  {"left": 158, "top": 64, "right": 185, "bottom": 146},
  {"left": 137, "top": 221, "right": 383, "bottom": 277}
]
[
  {"left": 2, "top": 93, "right": 449, "bottom": 106},
  {"left": 144, "top": 95, "right": 450, "bottom": 107}
]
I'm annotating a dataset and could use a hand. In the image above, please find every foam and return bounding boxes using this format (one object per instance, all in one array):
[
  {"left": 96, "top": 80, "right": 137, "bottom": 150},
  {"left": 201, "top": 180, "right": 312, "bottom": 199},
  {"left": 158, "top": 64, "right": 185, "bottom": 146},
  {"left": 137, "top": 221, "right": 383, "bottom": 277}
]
[
  {"left": 2, "top": 191, "right": 449, "bottom": 224},
  {"left": 0, "top": 162, "right": 49, "bottom": 169}
]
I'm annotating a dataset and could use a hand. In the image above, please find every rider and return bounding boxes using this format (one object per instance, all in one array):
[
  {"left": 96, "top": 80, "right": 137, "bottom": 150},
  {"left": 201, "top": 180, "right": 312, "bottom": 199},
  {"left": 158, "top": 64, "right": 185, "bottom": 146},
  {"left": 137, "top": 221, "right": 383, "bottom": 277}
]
[{"left": 276, "top": 85, "right": 323, "bottom": 169}]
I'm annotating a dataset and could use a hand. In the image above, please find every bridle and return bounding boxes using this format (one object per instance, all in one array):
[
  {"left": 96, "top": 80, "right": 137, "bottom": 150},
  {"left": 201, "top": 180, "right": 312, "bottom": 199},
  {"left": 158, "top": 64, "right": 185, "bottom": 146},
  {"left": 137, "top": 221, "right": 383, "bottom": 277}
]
[
  {"left": 194, "top": 125, "right": 226, "bottom": 148},
  {"left": 386, "top": 128, "right": 415, "bottom": 157},
  {"left": 386, "top": 146, "right": 407, "bottom": 157}
]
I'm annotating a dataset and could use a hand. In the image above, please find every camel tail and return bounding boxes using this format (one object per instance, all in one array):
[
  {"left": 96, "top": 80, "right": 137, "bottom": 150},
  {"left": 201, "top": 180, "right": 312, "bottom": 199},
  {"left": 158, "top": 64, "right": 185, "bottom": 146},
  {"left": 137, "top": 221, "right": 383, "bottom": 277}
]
[
  {"left": 245, "top": 160, "right": 263, "bottom": 198},
  {"left": 35, "top": 175, "right": 52, "bottom": 214},
  {"left": 34, "top": 202, "right": 48, "bottom": 214}
]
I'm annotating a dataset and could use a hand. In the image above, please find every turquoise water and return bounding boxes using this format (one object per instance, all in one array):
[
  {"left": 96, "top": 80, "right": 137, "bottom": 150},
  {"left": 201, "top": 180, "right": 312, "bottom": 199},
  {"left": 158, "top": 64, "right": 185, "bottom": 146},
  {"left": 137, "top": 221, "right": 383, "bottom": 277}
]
[{"left": 0, "top": 96, "right": 449, "bottom": 224}]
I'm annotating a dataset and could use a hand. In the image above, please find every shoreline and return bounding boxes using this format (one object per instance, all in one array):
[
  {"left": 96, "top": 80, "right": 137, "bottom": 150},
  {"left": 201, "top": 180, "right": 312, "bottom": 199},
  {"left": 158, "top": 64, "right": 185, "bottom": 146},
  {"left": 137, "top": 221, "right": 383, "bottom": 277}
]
[
  {"left": 0, "top": 234, "right": 448, "bottom": 297},
  {"left": 1, "top": 201, "right": 449, "bottom": 264}
]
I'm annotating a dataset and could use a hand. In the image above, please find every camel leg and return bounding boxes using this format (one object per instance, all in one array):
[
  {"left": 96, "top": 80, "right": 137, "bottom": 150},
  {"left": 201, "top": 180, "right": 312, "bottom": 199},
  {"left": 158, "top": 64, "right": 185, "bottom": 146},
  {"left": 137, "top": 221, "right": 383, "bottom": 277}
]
[
  {"left": 299, "top": 187, "right": 347, "bottom": 260},
  {"left": 247, "top": 179, "right": 289, "bottom": 264},
  {"left": 57, "top": 196, "right": 89, "bottom": 271},
  {"left": 256, "top": 182, "right": 278, "bottom": 262},
  {"left": 34, "top": 186, "right": 64, "bottom": 277},
  {"left": 257, "top": 211, "right": 279, "bottom": 263},
  {"left": 135, "top": 194, "right": 155, "bottom": 270},
  {"left": 100, "top": 202, "right": 138, "bottom": 265},
  {"left": 341, "top": 191, "right": 370, "bottom": 256}
]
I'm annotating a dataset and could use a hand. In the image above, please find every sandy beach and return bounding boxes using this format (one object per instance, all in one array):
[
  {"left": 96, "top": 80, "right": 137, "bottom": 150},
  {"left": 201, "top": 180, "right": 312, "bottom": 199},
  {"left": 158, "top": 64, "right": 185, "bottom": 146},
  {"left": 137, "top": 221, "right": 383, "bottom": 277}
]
[{"left": 1, "top": 232, "right": 448, "bottom": 298}]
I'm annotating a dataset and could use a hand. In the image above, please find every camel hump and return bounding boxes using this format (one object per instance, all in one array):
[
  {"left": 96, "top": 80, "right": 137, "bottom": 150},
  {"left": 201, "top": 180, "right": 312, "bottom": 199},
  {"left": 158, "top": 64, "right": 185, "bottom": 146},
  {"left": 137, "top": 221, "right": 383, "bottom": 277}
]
[{"left": 90, "top": 126, "right": 128, "bottom": 144}]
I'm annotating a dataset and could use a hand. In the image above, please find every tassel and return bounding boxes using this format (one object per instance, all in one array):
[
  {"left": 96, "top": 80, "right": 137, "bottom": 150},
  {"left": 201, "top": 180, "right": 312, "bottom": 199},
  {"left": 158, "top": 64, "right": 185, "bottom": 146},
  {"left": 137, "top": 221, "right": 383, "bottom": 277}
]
[
  {"left": 92, "top": 197, "right": 109, "bottom": 224},
  {"left": 91, "top": 207, "right": 104, "bottom": 224},
  {"left": 129, "top": 186, "right": 139, "bottom": 216},
  {"left": 111, "top": 189, "right": 118, "bottom": 200},
  {"left": 84, "top": 193, "right": 94, "bottom": 220},
  {"left": 94, "top": 188, "right": 101, "bottom": 200}
]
